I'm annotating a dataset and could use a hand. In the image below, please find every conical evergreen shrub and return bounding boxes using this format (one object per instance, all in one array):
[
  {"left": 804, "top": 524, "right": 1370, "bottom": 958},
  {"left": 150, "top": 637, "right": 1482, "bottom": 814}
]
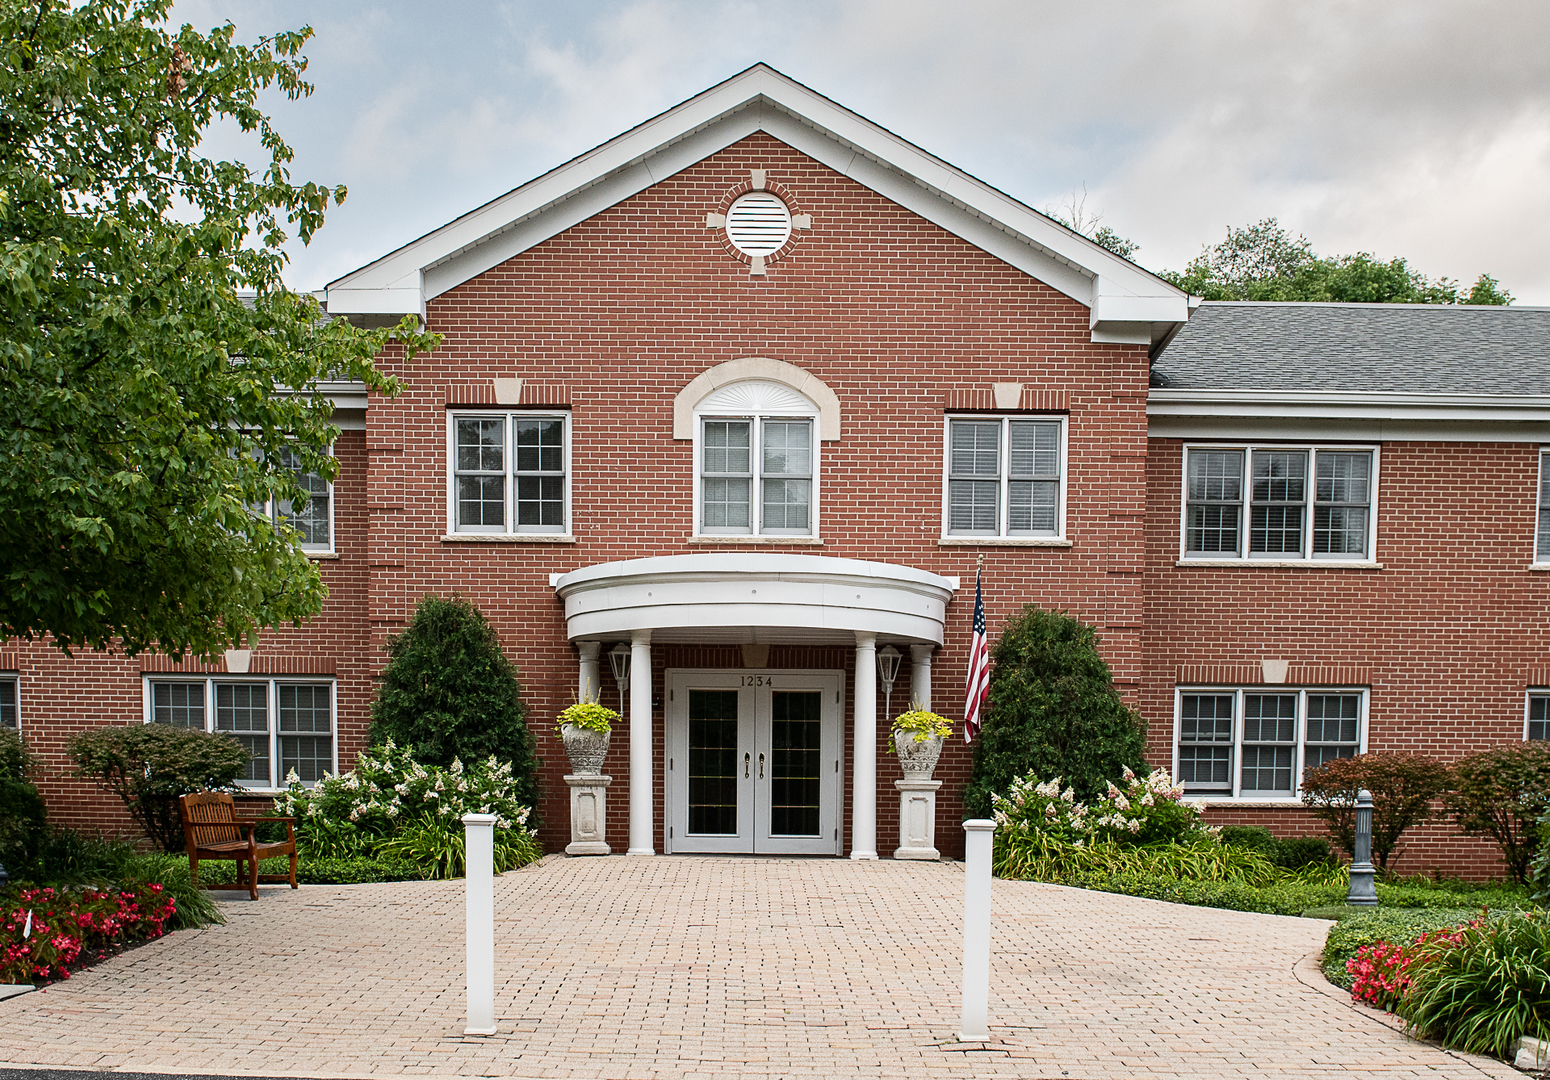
[
  {"left": 370, "top": 594, "right": 538, "bottom": 814},
  {"left": 963, "top": 605, "right": 1146, "bottom": 816}
]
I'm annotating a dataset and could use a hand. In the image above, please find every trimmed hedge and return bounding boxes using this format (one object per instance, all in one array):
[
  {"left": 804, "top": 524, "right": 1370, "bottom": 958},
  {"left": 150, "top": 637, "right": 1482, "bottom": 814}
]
[{"left": 196, "top": 854, "right": 425, "bottom": 886}]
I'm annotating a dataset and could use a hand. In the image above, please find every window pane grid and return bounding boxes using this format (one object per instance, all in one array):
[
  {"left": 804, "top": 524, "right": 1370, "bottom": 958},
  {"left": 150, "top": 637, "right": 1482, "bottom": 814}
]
[
  {"left": 279, "top": 684, "right": 333, "bottom": 784},
  {"left": 152, "top": 683, "right": 205, "bottom": 729},
  {"left": 1530, "top": 696, "right": 1549, "bottom": 741},
  {"left": 700, "top": 418, "right": 815, "bottom": 535},
  {"left": 1186, "top": 451, "right": 1243, "bottom": 554},
  {"left": 760, "top": 420, "right": 811, "bottom": 533},
  {"left": 1250, "top": 451, "right": 1306, "bottom": 554},
  {"left": 454, "top": 413, "right": 568, "bottom": 533},
  {"left": 217, "top": 683, "right": 269, "bottom": 785},
  {"left": 274, "top": 447, "right": 331, "bottom": 548},
  {"left": 1537, "top": 452, "right": 1550, "bottom": 563},
  {"left": 1242, "top": 694, "right": 1297, "bottom": 794},
  {"left": 1313, "top": 452, "right": 1371, "bottom": 556},
  {"left": 0, "top": 681, "right": 15, "bottom": 729},
  {"left": 1179, "top": 694, "right": 1234, "bottom": 790}
]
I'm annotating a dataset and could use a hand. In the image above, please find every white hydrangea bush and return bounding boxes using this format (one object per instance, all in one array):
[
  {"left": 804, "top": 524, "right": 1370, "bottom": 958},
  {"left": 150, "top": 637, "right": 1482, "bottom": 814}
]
[{"left": 992, "top": 765, "right": 1209, "bottom": 848}]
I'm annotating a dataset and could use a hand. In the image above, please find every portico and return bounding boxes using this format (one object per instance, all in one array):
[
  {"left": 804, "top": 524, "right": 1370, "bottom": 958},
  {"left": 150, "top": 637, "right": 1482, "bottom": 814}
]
[{"left": 552, "top": 554, "right": 957, "bottom": 858}]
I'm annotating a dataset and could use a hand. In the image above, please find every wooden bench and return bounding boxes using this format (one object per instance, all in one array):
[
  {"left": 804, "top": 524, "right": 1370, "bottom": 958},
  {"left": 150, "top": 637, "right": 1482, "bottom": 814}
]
[{"left": 178, "top": 791, "right": 298, "bottom": 901}]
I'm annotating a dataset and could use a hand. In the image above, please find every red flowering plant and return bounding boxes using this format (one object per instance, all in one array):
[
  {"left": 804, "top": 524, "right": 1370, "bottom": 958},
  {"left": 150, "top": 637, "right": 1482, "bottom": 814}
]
[
  {"left": 1347, "top": 917, "right": 1479, "bottom": 1012},
  {"left": 1, "top": 884, "right": 176, "bottom": 984}
]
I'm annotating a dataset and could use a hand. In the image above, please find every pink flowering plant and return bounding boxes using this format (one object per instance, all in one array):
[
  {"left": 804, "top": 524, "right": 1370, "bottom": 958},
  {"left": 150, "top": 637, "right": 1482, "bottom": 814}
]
[
  {"left": 1, "top": 884, "right": 176, "bottom": 985},
  {"left": 1347, "top": 918, "right": 1479, "bottom": 1012}
]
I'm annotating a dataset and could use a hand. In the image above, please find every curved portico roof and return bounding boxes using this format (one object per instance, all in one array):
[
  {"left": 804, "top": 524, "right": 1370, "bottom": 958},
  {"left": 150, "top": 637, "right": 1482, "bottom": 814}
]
[{"left": 553, "top": 554, "right": 959, "bottom": 646}]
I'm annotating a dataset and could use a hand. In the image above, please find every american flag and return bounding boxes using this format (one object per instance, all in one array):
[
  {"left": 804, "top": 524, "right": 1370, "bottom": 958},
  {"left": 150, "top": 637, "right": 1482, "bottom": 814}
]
[{"left": 963, "top": 568, "right": 990, "bottom": 743}]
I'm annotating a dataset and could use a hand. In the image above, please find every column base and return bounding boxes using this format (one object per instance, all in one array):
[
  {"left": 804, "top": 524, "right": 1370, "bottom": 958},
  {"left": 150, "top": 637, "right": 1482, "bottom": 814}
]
[
  {"left": 564, "top": 774, "right": 612, "bottom": 856},
  {"left": 626, "top": 848, "right": 657, "bottom": 857},
  {"left": 849, "top": 850, "right": 879, "bottom": 860},
  {"left": 894, "top": 778, "right": 942, "bottom": 861}
]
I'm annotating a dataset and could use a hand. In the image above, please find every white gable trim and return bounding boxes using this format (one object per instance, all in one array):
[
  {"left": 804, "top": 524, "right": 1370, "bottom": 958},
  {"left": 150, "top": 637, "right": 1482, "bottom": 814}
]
[{"left": 326, "top": 66, "right": 1187, "bottom": 345}]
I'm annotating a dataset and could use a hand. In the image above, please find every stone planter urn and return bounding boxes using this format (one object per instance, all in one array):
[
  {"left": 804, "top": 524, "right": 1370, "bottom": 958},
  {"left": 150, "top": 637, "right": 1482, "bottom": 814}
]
[
  {"left": 561, "top": 723, "right": 610, "bottom": 776},
  {"left": 894, "top": 730, "right": 944, "bottom": 779}
]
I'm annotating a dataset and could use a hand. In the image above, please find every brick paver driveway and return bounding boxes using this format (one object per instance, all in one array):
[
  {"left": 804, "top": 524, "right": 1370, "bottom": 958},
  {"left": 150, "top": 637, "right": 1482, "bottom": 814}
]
[{"left": 0, "top": 855, "right": 1518, "bottom": 1079}]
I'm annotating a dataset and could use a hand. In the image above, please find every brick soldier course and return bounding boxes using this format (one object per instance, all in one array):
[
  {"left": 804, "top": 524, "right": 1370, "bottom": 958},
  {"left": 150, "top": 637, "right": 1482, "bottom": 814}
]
[{"left": 0, "top": 857, "right": 1518, "bottom": 1079}]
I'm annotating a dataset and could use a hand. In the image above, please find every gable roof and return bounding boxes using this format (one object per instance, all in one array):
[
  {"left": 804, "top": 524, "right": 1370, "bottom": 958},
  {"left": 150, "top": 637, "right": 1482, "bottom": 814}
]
[
  {"left": 1151, "top": 302, "right": 1550, "bottom": 394},
  {"left": 325, "top": 64, "right": 1189, "bottom": 346}
]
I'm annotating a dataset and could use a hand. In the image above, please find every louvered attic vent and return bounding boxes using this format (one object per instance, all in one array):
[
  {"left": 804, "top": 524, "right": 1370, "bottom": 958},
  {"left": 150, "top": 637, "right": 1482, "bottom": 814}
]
[{"left": 726, "top": 191, "right": 792, "bottom": 255}]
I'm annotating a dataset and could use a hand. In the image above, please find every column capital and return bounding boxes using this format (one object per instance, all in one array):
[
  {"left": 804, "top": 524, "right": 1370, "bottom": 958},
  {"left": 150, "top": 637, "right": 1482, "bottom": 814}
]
[
  {"left": 910, "top": 643, "right": 934, "bottom": 663},
  {"left": 854, "top": 631, "right": 877, "bottom": 649},
  {"left": 631, "top": 629, "right": 653, "bottom": 647},
  {"left": 576, "top": 641, "right": 601, "bottom": 660}
]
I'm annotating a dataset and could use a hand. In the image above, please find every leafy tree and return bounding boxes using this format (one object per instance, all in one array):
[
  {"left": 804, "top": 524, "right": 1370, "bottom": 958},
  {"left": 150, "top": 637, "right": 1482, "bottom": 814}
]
[
  {"left": 69, "top": 722, "right": 251, "bottom": 852},
  {"left": 1298, "top": 752, "right": 1452, "bottom": 871},
  {"left": 1447, "top": 743, "right": 1550, "bottom": 884},
  {"left": 963, "top": 605, "right": 1146, "bottom": 815},
  {"left": 0, "top": 726, "right": 46, "bottom": 868},
  {"left": 370, "top": 595, "right": 539, "bottom": 813},
  {"left": 0, "top": 0, "right": 438, "bottom": 660},
  {"left": 1162, "top": 218, "right": 1511, "bottom": 306}
]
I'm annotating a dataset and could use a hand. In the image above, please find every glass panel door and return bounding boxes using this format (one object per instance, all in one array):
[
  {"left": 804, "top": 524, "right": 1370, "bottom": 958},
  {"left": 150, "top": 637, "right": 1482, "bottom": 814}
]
[
  {"left": 765, "top": 691, "right": 822, "bottom": 838},
  {"left": 667, "top": 680, "right": 753, "bottom": 853},
  {"left": 752, "top": 676, "right": 841, "bottom": 856},
  {"left": 687, "top": 690, "right": 743, "bottom": 838}
]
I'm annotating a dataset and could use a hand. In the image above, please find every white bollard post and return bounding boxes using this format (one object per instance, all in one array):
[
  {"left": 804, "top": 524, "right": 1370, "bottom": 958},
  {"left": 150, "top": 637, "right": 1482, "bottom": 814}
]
[
  {"left": 462, "top": 813, "right": 497, "bottom": 1036},
  {"left": 960, "top": 818, "right": 996, "bottom": 1042}
]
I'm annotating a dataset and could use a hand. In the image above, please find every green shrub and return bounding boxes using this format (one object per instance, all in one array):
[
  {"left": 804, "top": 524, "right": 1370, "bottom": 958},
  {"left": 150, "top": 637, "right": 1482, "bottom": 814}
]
[
  {"left": 1219, "top": 825, "right": 1276, "bottom": 853},
  {"left": 0, "top": 727, "right": 46, "bottom": 869},
  {"left": 1321, "top": 908, "right": 1480, "bottom": 989},
  {"left": 1068, "top": 873, "right": 1343, "bottom": 916},
  {"left": 1299, "top": 752, "right": 1451, "bottom": 871},
  {"left": 370, "top": 594, "right": 538, "bottom": 812},
  {"left": 121, "top": 852, "right": 224, "bottom": 930},
  {"left": 68, "top": 723, "right": 249, "bottom": 853},
  {"left": 1532, "top": 805, "right": 1550, "bottom": 905},
  {"left": 198, "top": 853, "right": 425, "bottom": 885},
  {"left": 1449, "top": 743, "right": 1550, "bottom": 885},
  {"left": 1398, "top": 910, "right": 1550, "bottom": 1058},
  {"left": 1275, "top": 835, "right": 1335, "bottom": 871},
  {"left": 964, "top": 606, "right": 1145, "bottom": 815}
]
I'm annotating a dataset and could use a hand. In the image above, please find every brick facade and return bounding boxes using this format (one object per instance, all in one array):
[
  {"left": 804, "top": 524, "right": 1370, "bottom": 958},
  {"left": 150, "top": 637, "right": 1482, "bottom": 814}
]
[{"left": 13, "top": 130, "right": 1540, "bottom": 878}]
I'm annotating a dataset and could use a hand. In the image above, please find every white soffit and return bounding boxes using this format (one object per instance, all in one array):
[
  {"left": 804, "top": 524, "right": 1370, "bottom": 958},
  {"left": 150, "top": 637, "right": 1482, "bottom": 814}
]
[
  {"left": 1148, "top": 389, "right": 1550, "bottom": 442},
  {"left": 325, "top": 65, "right": 1188, "bottom": 343}
]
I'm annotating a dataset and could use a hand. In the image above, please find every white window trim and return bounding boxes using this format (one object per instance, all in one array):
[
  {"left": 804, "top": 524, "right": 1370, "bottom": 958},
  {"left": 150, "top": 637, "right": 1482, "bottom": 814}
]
[
  {"left": 142, "top": 676, "right": 338, "bottom": 792},
  {"left": 692, "top": 411, "right": 820, "bottom": 539},
  {"left": 446, "top": 410, "right": 572, "bottom": 537},
  {"left": 1179, "top": 442, "right": 1380, "bottom": 563},
  {"left": 941, "top": 414, "right": 1069, "bottom": 541},
  {"left": 1526, "top": 689, "right": 1550, "bottom": 741},
  {"left": 0, "top": 673, "right": 17, "bottom": 732},
  {"left": 1534, "top": 448, "right": 1550, "bottom": 566},
  {"left": 1171, "top": 685, "right": 1369, "bottom": 803}
]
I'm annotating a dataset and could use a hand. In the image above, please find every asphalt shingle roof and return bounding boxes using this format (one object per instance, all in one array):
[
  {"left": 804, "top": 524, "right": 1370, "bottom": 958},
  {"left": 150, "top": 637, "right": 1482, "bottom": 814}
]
[{"left": 1151, "top": 302, "right": 1550, "bottom": 394}]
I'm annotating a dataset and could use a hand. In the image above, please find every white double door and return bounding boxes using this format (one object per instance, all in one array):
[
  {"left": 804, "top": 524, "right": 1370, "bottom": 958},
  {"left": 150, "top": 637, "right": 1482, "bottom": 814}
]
[{"left": 665, "top": 669, "right": 844, "bottom": 855}]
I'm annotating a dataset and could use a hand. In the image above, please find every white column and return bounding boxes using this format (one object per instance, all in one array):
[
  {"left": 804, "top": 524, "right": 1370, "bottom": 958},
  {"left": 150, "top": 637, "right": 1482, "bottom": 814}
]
[
  {"left": 851, "top": 632, "right": 878, "bottom": 860},
  {"left": 960, "top": 818, "right": 996, "bottom": 1042},
  {"left": 627, "top": 630, "right": 655, "bottom": 856},
  {"left": 910, "top": 644, "right": 934, "bottom": 712},
  {"left": 462, "top": 813, "right": 497, "bottom": 1036},
  {"left": 576, "top": 641, "right": 601, "bottom": 704}
]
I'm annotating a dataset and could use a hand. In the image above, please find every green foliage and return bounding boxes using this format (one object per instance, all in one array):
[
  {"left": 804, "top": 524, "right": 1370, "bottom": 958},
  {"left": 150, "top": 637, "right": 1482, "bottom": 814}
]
[
  {"left": 120, "top": 852, "right": 223, "bottom": 930},
  {"left": 196, "top": 852, "right": 424, "bottom": 885},
  {"left": 1218, "top": 826, "right": 1336, "bottom": 871},
  {"left": 964, "top": 606, "right": 1146, "bottom": 815},
  {"left": 1161, "top": 218, "right": 1511, "bottom": 306},
  {"left": 890, "top": 709, "right": 951, "bottom": 745},
  {"left": 1447, "top": 742, "right": 1550, "bottom": 884},
  {"left": 1298, "top": 752, "right": 1452, "bottom": 870},
  {"left": 273, "top": 741, "right": 542, "bottom": 879},
  {"left": 370, "top": 595, "right": 538, "bottom": 810},
  {"left": 1531, "top": 806, "right": 1550, "bottom": 905},
  {"left": 556, "top": 701, "right": 616, "bottom": 735},
  {"left": 1398, "top": 910, "right": 1550, "bottom": 1059},
  {"left": 0, "top": 0, "right": 439, "bottom": 659},
  {"left": 1069, "top": 872, "right": 1345, "bottom": 916},
  {"left": 0, "top": 727, "right": 46, "bottom": 868},
  {"left": 68, "top": 723, "right": 250, "bottom": 853},
  {"left": 1321, "top": 908, "right": 1480, "bottom": 989}
]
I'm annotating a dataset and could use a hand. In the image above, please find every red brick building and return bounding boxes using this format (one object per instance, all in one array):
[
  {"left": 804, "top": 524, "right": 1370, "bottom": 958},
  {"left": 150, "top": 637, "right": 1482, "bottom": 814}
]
[{"left": 10, "top": 67, "right": 1546, "bottom": 873}]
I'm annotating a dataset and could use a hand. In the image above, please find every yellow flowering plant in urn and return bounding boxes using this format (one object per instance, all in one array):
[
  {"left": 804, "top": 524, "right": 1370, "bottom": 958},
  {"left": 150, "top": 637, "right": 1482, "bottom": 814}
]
[
  {"left": 891, "top": 704, "right": 951, "bottom": 779},
  {"left": 556, "top": 700, "right": 618, "bottom": 776}
]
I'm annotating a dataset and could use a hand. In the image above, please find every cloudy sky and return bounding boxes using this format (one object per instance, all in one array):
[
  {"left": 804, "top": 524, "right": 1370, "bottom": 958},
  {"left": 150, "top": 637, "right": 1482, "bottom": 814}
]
[{"left": 176, "top": 1, "right": 1550, "bottom": 303}]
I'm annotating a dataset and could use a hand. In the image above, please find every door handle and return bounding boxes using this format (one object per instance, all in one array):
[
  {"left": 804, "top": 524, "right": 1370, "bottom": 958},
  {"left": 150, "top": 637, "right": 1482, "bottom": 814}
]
[
  {"left": 759, "top": 752, "right": 765, "bottom": 780},
  {"left": 744, "top": 752, "right": 750, "bottom": 779}
]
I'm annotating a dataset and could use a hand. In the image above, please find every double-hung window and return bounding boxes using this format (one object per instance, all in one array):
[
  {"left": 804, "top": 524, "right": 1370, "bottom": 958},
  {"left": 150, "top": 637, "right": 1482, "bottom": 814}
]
[
  {"left": 698, "top": 415, "right": 814, "bottom": 535},
  {"left": 148, "top": 677, "right": 336, "bottom": 789},
  {"left": 1183, "top": 445, "right": 1376, "bottom": 560},
  {"left": 1535, "top": 451, "right": 1550, "bottom": 564},
  {"left": 1176, "top": 687, "right": 1365, "bottom": 798},
  {"left": 1528, "top": 693, "right": 1550, "bottom": 741},
  {"left": 944, "top": 416, "right": 1065, "bottom": 538},
  {"left": 0, "top": 677, "right": 15, "bottom": 729},
  {"left": 450, "top": 411, "right": 570, "bottom": 535},
  {"left": 248, "top": 446, "right": 332, "bottom": 553}
]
